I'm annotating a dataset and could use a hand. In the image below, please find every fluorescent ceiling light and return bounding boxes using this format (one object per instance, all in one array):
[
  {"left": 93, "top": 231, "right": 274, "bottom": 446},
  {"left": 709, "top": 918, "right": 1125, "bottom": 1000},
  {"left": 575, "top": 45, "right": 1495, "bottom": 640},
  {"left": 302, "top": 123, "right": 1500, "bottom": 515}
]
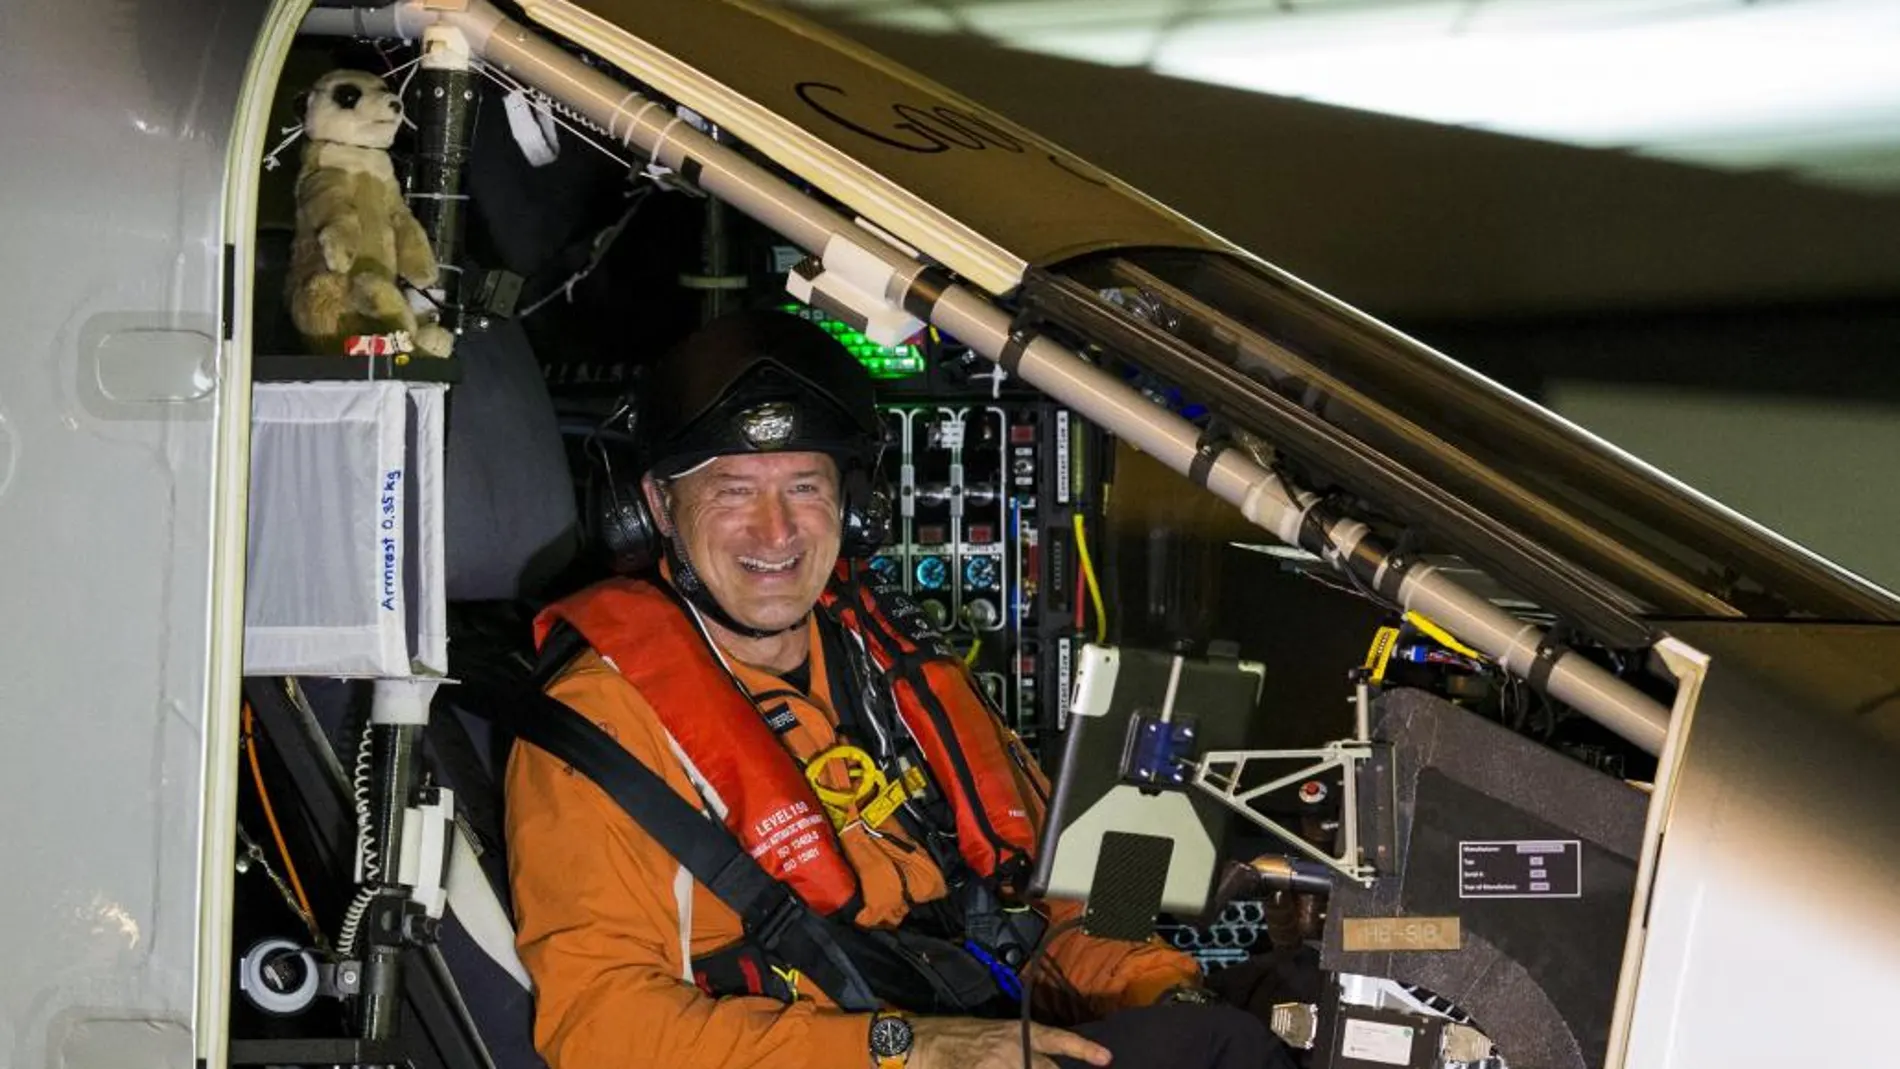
[{"left": 794, "top": 0, "right": 1900, "bottom": 190}]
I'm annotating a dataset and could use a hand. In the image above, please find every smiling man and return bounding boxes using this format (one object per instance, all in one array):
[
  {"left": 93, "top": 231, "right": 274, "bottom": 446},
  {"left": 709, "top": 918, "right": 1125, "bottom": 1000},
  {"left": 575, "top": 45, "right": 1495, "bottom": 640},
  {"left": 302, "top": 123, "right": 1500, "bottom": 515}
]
[
  {"left": 663, "top": 450, "right": 840, "bottom": 649},
  {"left": 504, "top": 310, "right": 1291, "bottom": 1069}
]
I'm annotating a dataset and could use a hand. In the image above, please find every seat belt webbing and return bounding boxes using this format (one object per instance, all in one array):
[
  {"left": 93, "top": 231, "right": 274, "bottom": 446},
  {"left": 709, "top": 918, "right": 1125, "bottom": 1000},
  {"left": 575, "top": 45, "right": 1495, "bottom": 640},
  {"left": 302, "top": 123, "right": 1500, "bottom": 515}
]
[{"left": 450, "top": 674, "right": 884, "bottom": 1011}]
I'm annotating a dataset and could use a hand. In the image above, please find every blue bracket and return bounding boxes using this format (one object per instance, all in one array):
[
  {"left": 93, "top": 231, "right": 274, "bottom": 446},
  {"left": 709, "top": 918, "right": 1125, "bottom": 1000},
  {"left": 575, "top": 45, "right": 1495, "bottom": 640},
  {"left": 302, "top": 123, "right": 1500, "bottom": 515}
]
[{"left": 1123, "top": 715, "right": 1198, "bottom": 792}]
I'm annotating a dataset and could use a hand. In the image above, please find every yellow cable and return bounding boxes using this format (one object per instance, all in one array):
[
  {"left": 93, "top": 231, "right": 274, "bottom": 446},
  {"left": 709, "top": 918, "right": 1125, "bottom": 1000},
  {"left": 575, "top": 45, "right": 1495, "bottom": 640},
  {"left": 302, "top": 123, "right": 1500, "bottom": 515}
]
[
  {"left": 964, "top": 636, "right": 983, "bottom": 666},
  {"left": 1072, "top": 512, "right": 1108, "bottom": 645},
  {"left": 1404, "top": 611, "right": 1484, "bottom": 660}
]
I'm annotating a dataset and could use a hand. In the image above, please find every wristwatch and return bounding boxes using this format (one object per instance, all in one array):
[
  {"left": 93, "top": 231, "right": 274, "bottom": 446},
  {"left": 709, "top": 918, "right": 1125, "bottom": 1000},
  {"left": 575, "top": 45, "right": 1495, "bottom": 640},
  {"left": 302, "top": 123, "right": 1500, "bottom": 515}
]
[{"left": 868, "top": 1010, "right": 915, "bottom": 1069}]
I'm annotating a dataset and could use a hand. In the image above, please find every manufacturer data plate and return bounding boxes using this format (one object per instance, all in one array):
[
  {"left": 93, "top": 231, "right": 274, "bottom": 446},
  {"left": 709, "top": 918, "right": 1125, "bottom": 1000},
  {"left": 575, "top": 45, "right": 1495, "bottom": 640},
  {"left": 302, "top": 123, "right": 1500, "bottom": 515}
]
[
  {"left": 1341, "top": 916, "right": 1462, "bottom": 952},
  {"left": 1458, "top": 839, "right": 1582, "bottom": 899}
]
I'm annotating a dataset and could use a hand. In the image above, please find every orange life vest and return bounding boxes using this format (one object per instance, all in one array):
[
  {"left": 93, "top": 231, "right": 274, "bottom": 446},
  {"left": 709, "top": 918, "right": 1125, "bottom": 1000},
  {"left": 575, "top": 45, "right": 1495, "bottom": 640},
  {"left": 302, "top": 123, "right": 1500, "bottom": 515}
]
[
  {"left": 818, "top": 570, "right": 1044, "bottom": 881},
  {"left": 532, "top": 569, "right": 1044, "bottom": 918}
]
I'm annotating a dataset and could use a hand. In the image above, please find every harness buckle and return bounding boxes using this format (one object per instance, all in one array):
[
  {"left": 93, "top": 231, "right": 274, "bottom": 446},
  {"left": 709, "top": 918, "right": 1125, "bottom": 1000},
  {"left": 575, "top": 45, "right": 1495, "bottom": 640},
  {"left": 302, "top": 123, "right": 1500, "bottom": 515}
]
[
  {"left": 861, "top": 764, "right": 929, "bottom": 829},
  {"left": 753, "top": 887, "right": 806, "bottom": 951}
]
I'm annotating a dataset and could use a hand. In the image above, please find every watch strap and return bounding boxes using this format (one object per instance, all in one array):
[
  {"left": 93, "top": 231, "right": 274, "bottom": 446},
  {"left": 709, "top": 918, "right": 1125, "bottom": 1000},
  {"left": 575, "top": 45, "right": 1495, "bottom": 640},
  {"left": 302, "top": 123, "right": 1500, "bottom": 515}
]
[{"left": 870, "top": 1010, "right": 914, "bottom": 1069}]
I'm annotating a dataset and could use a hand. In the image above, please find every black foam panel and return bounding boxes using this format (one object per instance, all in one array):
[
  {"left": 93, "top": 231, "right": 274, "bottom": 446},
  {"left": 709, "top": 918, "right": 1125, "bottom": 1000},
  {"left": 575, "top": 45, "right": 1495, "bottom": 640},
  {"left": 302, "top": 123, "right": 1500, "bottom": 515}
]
[{"left": 1322, "top": 688, "right": 1648, "bottom": 1069}]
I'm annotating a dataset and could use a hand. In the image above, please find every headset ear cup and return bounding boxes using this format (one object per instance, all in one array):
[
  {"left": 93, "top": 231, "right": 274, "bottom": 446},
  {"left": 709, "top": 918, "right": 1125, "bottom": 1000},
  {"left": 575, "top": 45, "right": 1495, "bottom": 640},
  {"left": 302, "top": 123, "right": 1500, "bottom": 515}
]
[
  {"left": 839, "top": 467, "right": 891, "bottom": 560},
  {"left": 597, "top": 476, "right": 662, "bottom": 574}
]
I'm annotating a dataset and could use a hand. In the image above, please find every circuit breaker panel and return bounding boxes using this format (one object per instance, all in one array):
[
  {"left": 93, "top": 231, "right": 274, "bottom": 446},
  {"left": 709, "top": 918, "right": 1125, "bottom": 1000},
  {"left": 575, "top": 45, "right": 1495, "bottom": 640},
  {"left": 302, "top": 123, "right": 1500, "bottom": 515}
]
[{"left": 869, "top": 400, "right": 1104, "bottom": 752}]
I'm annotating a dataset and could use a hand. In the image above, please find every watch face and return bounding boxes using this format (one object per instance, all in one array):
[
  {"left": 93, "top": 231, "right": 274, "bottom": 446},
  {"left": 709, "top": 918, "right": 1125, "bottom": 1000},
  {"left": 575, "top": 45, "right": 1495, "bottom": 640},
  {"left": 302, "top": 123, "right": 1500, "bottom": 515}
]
[{"left": 869, "top": 1014, "right": 914, "bottom": 1058}]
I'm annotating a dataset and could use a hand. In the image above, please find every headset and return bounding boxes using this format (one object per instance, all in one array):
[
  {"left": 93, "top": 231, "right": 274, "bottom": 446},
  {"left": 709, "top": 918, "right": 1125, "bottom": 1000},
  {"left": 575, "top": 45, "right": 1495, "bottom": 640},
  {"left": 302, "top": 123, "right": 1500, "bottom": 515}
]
[{"left": 586, "top": 309, "right": 895, "bottom": 600}]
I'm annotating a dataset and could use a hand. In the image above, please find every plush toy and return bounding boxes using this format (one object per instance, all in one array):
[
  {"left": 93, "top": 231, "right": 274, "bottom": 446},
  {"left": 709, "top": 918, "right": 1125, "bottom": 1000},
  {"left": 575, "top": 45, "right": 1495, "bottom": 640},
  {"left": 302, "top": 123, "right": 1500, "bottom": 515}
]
[{"left": 287, "top": 70, "right": 454, "bottom": 359}]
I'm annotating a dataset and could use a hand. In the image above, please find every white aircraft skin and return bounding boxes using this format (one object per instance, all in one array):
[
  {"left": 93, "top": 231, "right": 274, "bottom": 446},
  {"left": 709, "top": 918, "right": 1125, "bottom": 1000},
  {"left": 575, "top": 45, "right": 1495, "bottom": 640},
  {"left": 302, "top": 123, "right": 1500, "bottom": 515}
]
[
  {"left": 4, "top": 3, "right": 1899, "bottom": 1069},
  {"left": 0, "top": 1, "right": 268, "bottom": 1066}
]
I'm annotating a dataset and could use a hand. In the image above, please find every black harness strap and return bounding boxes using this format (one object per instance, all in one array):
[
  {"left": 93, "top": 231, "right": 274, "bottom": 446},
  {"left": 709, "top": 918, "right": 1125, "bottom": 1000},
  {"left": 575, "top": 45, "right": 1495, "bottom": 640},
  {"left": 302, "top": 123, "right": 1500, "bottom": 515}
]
[
  {"left": 533, "top": 620, "right": 593, "bottom": 687},
  {"left": 815, "top": 611, "right": 872, "bottom": 742},
  {"left": 424, "top": 704, "right": 512, "bottom": 897},
  {"left": 451, "top": 671, "right": 884, "bottom": 1012}
]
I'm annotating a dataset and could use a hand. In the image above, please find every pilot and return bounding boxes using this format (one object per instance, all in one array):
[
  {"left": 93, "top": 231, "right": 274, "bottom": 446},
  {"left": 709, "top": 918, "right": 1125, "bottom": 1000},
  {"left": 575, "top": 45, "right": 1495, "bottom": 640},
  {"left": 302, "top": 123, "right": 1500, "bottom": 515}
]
[{"left": 505, "top": 309, "right": 1292, "bottom": 1069}]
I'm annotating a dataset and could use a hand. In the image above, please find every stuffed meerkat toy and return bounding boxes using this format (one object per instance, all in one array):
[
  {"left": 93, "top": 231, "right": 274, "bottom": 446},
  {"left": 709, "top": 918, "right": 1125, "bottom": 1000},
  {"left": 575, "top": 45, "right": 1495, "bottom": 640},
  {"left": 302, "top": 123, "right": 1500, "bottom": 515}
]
[{"left": 287, "top": 69, "right": 454, "bottom": 358}]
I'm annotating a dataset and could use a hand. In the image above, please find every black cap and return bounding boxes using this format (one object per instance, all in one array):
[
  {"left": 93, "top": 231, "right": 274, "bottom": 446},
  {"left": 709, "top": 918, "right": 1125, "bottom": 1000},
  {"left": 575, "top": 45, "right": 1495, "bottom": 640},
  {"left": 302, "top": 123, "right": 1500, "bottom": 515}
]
[{"left": 643, "top": 310, "right": 880, "bottom": 479}]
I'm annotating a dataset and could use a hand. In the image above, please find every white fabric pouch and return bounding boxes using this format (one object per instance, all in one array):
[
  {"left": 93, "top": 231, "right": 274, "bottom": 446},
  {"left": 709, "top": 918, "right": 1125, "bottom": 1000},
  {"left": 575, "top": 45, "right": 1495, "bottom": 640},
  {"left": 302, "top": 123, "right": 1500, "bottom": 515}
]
[{"left": 245, "top": 381, "right": 447, "bottom": 677}]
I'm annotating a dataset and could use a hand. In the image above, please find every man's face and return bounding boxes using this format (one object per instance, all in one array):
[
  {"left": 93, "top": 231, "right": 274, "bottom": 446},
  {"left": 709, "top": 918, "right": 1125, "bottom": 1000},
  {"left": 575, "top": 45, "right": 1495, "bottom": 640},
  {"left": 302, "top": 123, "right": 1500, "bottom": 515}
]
[{"left": 648, "top": 452, "right": 843, "bottom": 633}]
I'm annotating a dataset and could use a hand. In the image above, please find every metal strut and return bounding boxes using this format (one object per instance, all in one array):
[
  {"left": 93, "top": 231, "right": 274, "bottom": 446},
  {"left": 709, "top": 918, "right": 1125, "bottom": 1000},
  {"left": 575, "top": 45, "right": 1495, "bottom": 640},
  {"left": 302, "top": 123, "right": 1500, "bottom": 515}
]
[
  {"left": 1196, "top": 743, "right": 1376, "bottom": 886},
  {"left": 1193, "top": 679, "right": 1382, "bottom": 885}
]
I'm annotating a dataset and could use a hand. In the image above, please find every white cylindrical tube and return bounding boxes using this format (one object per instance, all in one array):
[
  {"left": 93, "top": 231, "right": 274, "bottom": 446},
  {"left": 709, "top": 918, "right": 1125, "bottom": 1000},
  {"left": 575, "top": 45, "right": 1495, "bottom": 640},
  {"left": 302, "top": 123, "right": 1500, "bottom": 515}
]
[
  {"left": 370, "top": 677, "right": 440, "bottom": 726},
  {"left": 299, "top": 2, "right": 435, "bottom": 40}
]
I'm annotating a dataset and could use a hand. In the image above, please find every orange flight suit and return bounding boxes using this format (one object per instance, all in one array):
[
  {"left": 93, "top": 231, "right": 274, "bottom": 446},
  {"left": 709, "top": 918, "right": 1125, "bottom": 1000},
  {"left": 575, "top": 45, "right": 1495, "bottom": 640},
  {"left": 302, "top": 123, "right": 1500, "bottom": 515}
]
[{"left": 506, "top": 619, "right": 1200, "bottom": 1069}]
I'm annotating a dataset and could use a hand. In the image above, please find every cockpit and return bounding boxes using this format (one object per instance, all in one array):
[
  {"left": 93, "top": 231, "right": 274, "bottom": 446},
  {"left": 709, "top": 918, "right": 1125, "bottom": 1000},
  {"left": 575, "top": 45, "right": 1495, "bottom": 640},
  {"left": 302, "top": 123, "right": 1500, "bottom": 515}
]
[{"left": 212, "top": 4, "right": 1900, "bottom": 1069}]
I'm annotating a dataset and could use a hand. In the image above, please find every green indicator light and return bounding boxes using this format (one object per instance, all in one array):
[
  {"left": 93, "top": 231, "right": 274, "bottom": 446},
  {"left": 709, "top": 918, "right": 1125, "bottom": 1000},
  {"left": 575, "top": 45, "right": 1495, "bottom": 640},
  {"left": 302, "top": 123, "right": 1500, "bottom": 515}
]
[{"left": 779, "top": 301, "right": 928, "bottom": 378}]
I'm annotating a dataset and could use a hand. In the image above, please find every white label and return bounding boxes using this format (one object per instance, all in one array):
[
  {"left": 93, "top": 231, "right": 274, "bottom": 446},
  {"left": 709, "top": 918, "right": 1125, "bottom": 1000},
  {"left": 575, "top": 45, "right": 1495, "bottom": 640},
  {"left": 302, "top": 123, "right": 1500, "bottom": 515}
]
[
  {"left": 501, "top": 90, "right": 560, "bottom": 167},
  {"left": 1057, "top": 637, "right": 1073, "bottom": 731},
  {"left": 1055, "top": 410, "right": 1072, "bottom": 503},
  {"left": 820, "top": 233, "right": 899, "bottom": 297},
  {"left": 1341, "top": 1019, "right": 1415, "bottom": 1065},
  {"left": 377, "top": 467, "right": 405, "bottom": 614},
  {"left": 938, "top": 415, "right": 966, "bottom": 450},
  {"left": 1460, "top": 839, "right": 1583, "bottom": 899}
]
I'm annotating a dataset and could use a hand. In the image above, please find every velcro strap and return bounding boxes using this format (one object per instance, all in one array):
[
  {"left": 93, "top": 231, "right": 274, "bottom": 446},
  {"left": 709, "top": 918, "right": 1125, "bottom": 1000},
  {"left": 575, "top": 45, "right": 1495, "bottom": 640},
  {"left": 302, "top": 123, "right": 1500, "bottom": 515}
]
[
  {"left": 998, "top": 327, "right": 1035, "bottom": 375},
  {"left": 1188, "top": 428, "right": 1230, "bottom": 488},
  {"left": 902, "top": 266, "right": 953, "bottom": 322},
  {"left": 1525, "top": 636, "right": 1564, "bottom": 693}
]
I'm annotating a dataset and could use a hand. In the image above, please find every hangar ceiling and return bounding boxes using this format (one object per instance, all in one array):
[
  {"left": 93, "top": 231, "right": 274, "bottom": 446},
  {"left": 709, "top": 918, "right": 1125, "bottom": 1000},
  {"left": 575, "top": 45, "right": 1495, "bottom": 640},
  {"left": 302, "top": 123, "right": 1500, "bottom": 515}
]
[
  {"left": 771, "top": 0, "right": 1900, "bottom": 317},
  {"left": 783, "top": 0, "right": 1900, "bottom": 192}
]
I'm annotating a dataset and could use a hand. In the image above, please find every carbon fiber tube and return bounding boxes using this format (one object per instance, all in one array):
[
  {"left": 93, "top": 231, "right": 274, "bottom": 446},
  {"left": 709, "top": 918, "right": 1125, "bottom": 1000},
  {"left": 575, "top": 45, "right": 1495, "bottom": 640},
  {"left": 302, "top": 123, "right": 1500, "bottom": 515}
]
[{"left": 407, "top": 59, "right": 478, "bottom": 327}]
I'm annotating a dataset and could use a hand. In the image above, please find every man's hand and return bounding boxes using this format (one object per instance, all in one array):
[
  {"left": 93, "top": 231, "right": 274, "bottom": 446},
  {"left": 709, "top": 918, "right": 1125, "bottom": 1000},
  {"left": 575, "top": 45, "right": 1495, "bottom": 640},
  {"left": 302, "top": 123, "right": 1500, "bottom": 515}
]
[{"left": 907, "top": 1017, "right": 1111, "bottom": 1069}]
